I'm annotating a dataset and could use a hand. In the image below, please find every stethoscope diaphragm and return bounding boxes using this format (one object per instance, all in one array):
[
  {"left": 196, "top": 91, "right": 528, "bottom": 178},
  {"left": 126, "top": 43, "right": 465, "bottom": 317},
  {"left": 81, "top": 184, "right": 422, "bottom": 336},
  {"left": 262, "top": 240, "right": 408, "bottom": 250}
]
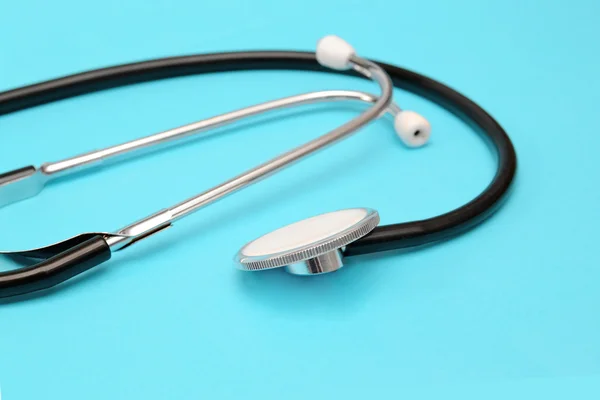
[{"left": 236, "top": 208, "right": 380, "bottom": 275}]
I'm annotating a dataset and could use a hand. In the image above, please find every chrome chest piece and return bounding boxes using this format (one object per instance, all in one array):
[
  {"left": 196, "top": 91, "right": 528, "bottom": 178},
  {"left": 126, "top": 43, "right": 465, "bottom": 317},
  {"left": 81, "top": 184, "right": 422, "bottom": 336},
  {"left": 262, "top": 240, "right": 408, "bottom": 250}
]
[{"left": 236, "top": 208, "right": 380, "bottom": 275}]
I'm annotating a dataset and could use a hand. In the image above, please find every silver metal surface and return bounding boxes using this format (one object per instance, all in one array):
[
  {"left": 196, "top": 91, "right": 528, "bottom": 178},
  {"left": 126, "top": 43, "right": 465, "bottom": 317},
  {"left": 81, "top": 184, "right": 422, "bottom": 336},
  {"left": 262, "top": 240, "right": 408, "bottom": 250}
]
[
  {"left": 0, "top": 167, "right": 46, "bottom": 207},
  {"left": 235, "top": 208, "right": 380, "bottom": 275},
  {"left": 285, "top": 249, "right": 344, "bottom": 275},
  {"left": 0, "top": 89, "right": 399, "bottom": 210},
  {"left": 107, "top": 55, "right": 394, "bottom": 251},
  {"left": 167, "top": 57, "right": 393, "bottom": 221},
  {"left": 40, "top": 90, "right": 398, "bottom": 178}
]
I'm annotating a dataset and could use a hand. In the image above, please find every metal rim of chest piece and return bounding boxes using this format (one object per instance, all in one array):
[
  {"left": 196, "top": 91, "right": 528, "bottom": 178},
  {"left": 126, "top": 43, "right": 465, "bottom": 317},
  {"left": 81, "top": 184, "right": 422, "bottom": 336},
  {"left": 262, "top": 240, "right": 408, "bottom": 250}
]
[{"left": 236, "top": 208, "right": 380, "bottom": 275}]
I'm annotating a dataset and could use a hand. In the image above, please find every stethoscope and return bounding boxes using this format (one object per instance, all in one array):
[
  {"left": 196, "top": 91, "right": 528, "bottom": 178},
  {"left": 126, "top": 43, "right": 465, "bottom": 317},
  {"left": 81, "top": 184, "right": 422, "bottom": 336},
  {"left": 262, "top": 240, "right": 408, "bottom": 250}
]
[{"left": 0, "top": 36, "right": 517, "bottom": 298}]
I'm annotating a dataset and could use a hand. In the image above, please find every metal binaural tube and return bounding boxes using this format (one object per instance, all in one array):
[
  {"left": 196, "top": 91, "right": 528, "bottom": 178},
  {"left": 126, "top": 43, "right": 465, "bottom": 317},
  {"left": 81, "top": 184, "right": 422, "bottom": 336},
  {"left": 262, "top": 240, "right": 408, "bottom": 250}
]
[
  {"left": 40, "top": 88, "right": 399, "bottom": 179},
  {"left": 109, "top": 55, "right": 394, "bottom": 250},
  {"left": 167, "top": 56, "right": 393, "bottom": 221}
]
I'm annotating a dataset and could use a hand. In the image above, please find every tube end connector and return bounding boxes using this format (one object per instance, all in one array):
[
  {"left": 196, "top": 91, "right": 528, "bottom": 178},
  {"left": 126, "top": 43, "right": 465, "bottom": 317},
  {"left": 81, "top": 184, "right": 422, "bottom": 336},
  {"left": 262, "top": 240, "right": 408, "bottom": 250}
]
[{"left": 0, "top": 166, "right": 46, "bottom": 208}]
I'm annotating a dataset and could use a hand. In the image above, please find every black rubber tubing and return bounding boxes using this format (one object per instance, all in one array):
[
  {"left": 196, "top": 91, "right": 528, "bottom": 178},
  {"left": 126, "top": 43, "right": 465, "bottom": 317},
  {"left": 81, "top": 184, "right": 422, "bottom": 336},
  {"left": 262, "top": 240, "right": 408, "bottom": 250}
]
[
  {"left": 0, "top": 236, "right": 111, "bottom": 298},
  {"left": 0, "top": 51, "right": 516, "bottom": 297}
]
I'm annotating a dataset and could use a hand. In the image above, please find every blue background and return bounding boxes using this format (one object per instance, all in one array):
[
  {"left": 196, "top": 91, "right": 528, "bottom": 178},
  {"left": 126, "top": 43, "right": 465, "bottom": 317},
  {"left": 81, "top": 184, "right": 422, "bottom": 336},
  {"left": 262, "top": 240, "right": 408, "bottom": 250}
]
[{"left": 1, "top": 0, "right": 599, "bottom": 398}]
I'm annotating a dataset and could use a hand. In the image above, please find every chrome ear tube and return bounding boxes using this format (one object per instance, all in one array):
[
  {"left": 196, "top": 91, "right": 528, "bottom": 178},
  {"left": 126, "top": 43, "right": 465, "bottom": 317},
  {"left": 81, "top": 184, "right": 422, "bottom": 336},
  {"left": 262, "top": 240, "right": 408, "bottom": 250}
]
[{"left": 0, "top": 89, "right": 406, "bottom": 211}]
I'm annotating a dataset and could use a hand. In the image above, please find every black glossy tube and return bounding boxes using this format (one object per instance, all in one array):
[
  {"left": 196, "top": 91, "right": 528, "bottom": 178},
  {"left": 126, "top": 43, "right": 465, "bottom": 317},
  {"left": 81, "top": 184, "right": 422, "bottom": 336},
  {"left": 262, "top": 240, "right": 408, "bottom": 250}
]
[
  {"left": 0, "top": 236, "right": 111, "bottom": 298},
  {"left": 0, "top": 51, "right": 516, "bottom": 296}
]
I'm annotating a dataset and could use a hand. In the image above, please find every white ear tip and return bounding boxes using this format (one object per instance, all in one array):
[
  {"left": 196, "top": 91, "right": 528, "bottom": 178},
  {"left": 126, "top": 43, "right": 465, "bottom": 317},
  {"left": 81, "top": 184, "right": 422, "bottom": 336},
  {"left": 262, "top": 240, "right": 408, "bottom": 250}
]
[
  {"left": 394, "top": 111, "right": 431, "bottom": 147},
  {"left": 316, "top": 35, "right": 355, "bottom": 70}
]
